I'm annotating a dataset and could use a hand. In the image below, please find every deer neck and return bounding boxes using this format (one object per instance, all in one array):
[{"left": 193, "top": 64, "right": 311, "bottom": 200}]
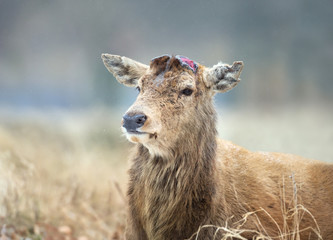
[{"left": 132, "top": 103, "right": 218, "bottom": 238}]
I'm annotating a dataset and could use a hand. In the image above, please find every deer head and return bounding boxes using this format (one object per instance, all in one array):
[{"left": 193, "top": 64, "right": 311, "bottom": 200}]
[{"left": 102, "top": 54, "right": 243, "bottom": 158}]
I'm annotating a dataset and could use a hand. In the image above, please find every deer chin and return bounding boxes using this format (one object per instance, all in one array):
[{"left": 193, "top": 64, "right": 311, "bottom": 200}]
[
  {"left": 122, "top": 127, "right": 158, "bottom": 144},
  {"left": 122, "top": 127, "right": 171, "bottom": 159},
  {"left": 123, "top": 131, "right": 150, "bottom": 144}
]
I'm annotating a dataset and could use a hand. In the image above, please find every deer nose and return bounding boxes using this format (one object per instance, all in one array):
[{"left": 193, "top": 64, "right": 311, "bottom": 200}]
[{"left": 122, "top": 114, "right": 147, "bottom": 132}]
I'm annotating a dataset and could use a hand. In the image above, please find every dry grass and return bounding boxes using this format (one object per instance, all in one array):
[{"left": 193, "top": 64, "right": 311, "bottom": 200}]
[
  {"left": 0, "top": 108, "right": 129, "bottom": 239},
  {"left": 0, "top": 107, "right": 331, "bottom": 239},
  {"left": 188, "top": 176, "right": 323, "bottom": 240}
]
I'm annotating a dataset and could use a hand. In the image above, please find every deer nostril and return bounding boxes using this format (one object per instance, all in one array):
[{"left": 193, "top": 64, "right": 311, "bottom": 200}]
[{"left": 135, "top": 115, "right": 147, "bottom": 125}]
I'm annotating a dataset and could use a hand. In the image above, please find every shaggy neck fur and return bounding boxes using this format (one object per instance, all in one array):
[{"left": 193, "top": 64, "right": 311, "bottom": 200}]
[{"left": 128, "top": 100, "right": 218, "bottom": 240}]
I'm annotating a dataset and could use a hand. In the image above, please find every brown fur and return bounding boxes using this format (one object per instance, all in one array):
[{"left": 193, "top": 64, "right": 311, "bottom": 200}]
[{"left": 101, "top": 54, "right": 333, "bottom": 240}]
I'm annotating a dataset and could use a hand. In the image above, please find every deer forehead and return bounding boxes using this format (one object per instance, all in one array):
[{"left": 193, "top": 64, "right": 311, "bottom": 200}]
[
  {"left": 139, "top": 55, "right": 200, "bottom": 90},
  {"left": 140, "top": 72, "right": 196, "bottom": 90}
]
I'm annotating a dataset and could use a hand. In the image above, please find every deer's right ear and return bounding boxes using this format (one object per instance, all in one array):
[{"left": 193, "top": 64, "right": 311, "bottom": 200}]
[
  {"left": 203, "top": 61, "right": 244, "bottom": 93},
  {"left": 101, "top": 54, "right": 148, "bottom": 87}
]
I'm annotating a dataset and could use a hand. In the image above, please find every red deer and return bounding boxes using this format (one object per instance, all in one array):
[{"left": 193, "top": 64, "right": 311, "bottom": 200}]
[{"left": 101, "top": 53, "right": 333, "bottom": 240}]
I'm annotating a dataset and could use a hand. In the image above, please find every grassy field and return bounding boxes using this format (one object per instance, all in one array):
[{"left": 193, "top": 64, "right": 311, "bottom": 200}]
[
  {"left": 0, "top": 108, "right": 130, "bottom": 239},
  {"left": 0, "top": 106, "right": 332, "bottom": 239}
]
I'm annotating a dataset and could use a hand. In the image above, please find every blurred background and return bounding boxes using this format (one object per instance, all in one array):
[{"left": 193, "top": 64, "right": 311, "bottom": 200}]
[
  {"left": 0, "top": 0, "right": 332, "bottom": 239},
  {"left": 1, "top": 0, "right": 333, "bottom": 108}
]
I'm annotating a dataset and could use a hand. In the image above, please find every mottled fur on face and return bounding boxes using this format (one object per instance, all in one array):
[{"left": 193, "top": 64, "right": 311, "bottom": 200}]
[
  {"left": 102, "top": 54, "right": 243, "bottom": 158},
  {"left": 127, "top": 56, "right": 208, "bottom": 157}
]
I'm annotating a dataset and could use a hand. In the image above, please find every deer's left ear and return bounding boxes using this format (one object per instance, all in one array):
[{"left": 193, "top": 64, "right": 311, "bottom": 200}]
[
  {"left": 203, "top": 61, "right": 244, "bottom": 93},
  {"left": 101, "top": 54, "right": 148, "bottom": 87}
]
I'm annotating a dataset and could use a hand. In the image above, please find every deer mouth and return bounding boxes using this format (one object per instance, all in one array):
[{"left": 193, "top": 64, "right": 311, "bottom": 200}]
[
  {"left": 121, "top": 125, "right": 151, "bottom": 136},
  {"left": 126, "top": 130, "right": 148, "bottom": 135},
  {"left": 127, "top": 130, "right": 157, "bottom": 139}
]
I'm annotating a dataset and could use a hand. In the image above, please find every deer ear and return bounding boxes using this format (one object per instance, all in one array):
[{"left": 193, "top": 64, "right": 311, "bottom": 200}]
[
  {"left": 203, "top": 61, "right": 244, "bottom": 93},
  {"left": 101, "top": 54, "right": 148, "bottom": 87}
]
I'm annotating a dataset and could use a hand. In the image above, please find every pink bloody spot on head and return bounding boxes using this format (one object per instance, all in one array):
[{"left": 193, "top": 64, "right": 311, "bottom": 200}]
[{"left": 177, "top": 56, "right": 198, "bottom": 73}]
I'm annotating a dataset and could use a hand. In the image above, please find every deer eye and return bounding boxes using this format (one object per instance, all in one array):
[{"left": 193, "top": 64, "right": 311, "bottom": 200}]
[
  {"left": 136, "top": 86, "right": 141, "bottom": 92},
  {"left": 181, "top": 88, "right": 193, "bottom": 96}
]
